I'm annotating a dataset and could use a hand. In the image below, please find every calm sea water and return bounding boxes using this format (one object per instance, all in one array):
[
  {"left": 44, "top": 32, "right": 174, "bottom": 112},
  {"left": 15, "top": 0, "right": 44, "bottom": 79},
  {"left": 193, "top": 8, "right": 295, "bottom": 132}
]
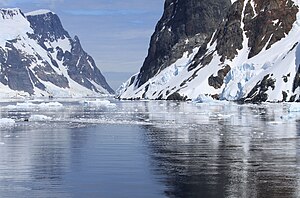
[{"left": 0, "top": 99, "right": 299, "bottom": 198}]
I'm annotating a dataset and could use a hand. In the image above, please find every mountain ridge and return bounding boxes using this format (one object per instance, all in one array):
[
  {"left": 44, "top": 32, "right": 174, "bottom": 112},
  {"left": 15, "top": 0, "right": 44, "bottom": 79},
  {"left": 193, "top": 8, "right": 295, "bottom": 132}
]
[{"left": 0, "top": 8, "right": 114, "bottom": 98}]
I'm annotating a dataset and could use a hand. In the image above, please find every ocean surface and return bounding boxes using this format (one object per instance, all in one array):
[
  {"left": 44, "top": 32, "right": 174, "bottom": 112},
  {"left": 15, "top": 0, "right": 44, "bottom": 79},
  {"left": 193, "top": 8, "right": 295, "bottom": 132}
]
[{"left": 0, "top": 98, "right": 299, "bottom": 198}]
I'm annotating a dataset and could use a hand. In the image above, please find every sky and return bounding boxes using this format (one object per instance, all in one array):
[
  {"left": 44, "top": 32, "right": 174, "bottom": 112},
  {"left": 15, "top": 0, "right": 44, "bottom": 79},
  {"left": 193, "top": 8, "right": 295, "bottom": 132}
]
[{"left": 0, "top": 0, "right": 164, "bottom": 76}]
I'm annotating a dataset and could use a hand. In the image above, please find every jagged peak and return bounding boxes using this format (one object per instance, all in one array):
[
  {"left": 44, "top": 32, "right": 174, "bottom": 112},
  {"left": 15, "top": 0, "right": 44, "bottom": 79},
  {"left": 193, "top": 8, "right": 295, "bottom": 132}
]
[
  {"left": 0, "top": 7, "right": 113, "bottom": 96},
  {"left": 26, "top": 9, "right": 70, "bottom": 41},
  {"left": 0, "top": 8, "right": 25, "bottom": 19},
  {"left": 25, "top": 9, "right": 55, "bottom": 17}
]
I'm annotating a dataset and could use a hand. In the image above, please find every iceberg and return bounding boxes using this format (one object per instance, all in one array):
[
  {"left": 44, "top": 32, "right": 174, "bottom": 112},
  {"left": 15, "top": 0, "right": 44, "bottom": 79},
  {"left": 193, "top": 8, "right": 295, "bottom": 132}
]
[
  {"left": 81, "top": 99, "right": 117, "bottom": 108},
  {"left": 288, "top": 103, "right": 300, "bottom": 112}
]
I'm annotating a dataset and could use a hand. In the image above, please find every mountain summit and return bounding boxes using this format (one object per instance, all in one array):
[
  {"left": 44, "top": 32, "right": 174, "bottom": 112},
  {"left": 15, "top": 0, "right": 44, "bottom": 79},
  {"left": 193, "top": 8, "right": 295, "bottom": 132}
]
[
  {"left": 118, "top": 0, "right": 300, "bottom": 103},
  {"left": 0, "top": 8, "right": 114, "bottom": 98}
]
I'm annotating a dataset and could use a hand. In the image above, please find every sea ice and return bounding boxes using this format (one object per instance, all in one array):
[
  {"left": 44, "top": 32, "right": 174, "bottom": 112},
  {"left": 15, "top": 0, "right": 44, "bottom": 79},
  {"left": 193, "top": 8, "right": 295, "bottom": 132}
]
[
  {"left": 288, "top": 103, "right": 300, "bottom": 112},
  {"left": 193, "top": 94, "right": 215, "bottom": 103},
  {"left": 0, "top": 118, "right": 15, "bottom": 128},
  {"left": 38, "top": 102, "right": 64, "bottom": 109},
  {"left": 81, "top": 99, "right": 117, "bottom": 108},
  {"left": 29, "top": 115, "right": 52, "bottom": 122},
  {"left": 7, "top": 102, "right": 36, "bottom": 109},
  {"left": 6, "top": 102, "right": 64, "bottom": 110}
]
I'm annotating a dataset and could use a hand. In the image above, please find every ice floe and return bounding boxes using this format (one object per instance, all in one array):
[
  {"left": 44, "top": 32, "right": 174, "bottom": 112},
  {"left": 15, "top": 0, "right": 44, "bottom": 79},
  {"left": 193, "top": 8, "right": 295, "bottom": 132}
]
[
  {"left": 6, "top": 102, "right": 64, "bottom": 110},
  {"left": 288, "top": 103, "right": 300, "bottom": 112},
  {"left": 81, "top": 99, "right": 117, "bottom": 108},
  {"left": 0, "top": 118, "right": 15, "bottom": 128},
  {"left": 29, "top": 115, "right": 52, "bottom": 122}
]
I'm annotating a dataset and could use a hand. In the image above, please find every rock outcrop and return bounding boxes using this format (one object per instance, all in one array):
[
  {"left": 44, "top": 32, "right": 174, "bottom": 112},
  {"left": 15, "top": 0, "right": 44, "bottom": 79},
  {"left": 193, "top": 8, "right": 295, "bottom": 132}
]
[{"left": 136, "top": 0, "right": 232, "bottom": 87}]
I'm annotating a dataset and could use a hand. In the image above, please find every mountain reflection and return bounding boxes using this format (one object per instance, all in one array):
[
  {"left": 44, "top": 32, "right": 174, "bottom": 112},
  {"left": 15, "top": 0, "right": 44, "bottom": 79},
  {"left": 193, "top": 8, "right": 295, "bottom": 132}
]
[
  {"left": 1, "top": 100, "right": 300, "bottom": 198},
  {"left": 141, "top": 102, "right": 300, "bottom": 198},
  {"left": 30, "top": 127, "right": 70, "bottom": 182}
]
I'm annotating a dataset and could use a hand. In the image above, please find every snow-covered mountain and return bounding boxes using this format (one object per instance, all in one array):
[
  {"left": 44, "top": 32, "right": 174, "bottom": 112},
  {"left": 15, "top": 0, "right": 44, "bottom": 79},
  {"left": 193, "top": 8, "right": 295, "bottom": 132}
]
[
  {"left": 0, "top": 8, "right": 114, "bottom": 98},
  {"left": 118, "top": 0, "right": 300, "bottom": 103}
]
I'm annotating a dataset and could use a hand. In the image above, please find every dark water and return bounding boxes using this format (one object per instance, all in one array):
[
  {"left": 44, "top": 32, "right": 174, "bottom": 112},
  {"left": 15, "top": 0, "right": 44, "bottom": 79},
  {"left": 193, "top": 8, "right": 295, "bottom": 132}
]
[{"left": 0, "top": 99, "right": 299, "bottom": 197}]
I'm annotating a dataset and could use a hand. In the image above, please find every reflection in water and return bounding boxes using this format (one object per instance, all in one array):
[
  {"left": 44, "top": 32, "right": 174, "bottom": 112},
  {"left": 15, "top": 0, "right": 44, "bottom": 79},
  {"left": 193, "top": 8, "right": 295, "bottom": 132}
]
[
  {"left": 0, "top": 99, "right": 299, "bottom": 197},
  {"left": 0, "top": 126, "right": 72, "bottom": 198},
  {"left": 142, "top": 102, "right": 300, "bottom": 198},
  {"left": 30, "top": 128, "right": 69, "bottom": 185}
]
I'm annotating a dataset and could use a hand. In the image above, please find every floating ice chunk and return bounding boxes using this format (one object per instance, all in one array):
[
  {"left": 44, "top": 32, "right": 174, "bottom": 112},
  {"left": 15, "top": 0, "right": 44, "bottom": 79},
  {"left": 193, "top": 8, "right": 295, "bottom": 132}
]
[
  {"left": 288, "top": 103, "right": 300, "bottom": 112},
  {"left": 193, "top": 94, "right": 215, "bottom": 103},
  {"left": 29, "top": 115, "right": 52, "bottom": 122},
  {"left": 38, "top": 102, "right": 63, "bottom": 109},
  {"left": 81, "top": 99, "right": 116, "bottom": 108},
  {"left": 216, "top": 113, "right": 234, "bottom": 119},
  {"left": 0, "top": 118, "right": 15, "bottom": 128},
  {"left": 6, "top": 102, "right": 63, "bottom": 110},
  {"left": 6, "top": 102, "right": 36, "bottom": 109},
  {"left": 280, "top": 114, "right": 296, "bottom": 121}
]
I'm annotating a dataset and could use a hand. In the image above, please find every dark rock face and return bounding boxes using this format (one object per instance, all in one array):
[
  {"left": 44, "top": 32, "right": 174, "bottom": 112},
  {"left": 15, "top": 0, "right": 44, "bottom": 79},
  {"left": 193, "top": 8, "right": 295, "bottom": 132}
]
[
  {"left": 213, "top": 0, "right": 244, "bottom": 62},
  {"left": 213, "top": 0, "right": 298, "bottom": 61},
  {"left": 208, "top": 65, "right": 231, "bottom": 89},
  {"left": 136, "top": 0, "right": 232, "bottom": 87},
  {"left": 245, "top": 0, "right": 298, "bottom": 58},
  {"left": 0, "top": 9, "right": 114, "bottom": 96},
  {"left": 166, "top": 92, "right": 187, "bottom": 101},
  {"left": 27, "top": 12, "right": 70, "bottom": 43},
  {"left": 3, "top": 42, "right": 35, "bottom": 94},
  {"left": 64, "top": 36, "right": 114, "bottom": 93},
  {"left": 241, "top": 74, "right": 276, "bottom": 103},
  {"left": 292, "top": 64, "right": 300, "bottom": 92}
]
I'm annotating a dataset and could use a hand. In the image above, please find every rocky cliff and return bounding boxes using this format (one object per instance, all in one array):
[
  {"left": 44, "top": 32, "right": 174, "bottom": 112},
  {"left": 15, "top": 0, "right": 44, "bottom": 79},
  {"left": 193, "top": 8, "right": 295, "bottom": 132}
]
[
  {"left": 0, "top": 8, "right": 114, "bottom": 98},
  {"left": 118, "top": 0, "right": 300, "bottom": 103},
  {"left": 136, "top": 0, "right": 231, "bottom": 87}
]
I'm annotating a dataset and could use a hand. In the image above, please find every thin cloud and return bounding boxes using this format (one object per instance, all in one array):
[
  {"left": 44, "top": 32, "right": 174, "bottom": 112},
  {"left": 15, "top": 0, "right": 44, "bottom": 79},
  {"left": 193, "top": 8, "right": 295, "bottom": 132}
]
[
  {"left": 64, "top": 9, "right": 148, "bottom": 16},
  {"left": 0, "top": 0, "right": 64, "bottom": 9},
  {"left": 112, "top": 29, "right": 154, "bottom": 40},
  {"left": 46, "top": 0, "right": 64, "bottom": 8},
  {"left": 0, "top": 0, "right": 64, "bottom": 8},
  {"left": 0, "top": 0, "right": 12, "bottom": 6}
]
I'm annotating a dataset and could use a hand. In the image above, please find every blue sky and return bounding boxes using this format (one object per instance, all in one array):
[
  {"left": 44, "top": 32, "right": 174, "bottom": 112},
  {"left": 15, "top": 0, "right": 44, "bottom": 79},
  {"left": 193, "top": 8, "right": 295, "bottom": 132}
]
[{"left": 0, "top": 0, "right": 164, "bottom": 74}]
